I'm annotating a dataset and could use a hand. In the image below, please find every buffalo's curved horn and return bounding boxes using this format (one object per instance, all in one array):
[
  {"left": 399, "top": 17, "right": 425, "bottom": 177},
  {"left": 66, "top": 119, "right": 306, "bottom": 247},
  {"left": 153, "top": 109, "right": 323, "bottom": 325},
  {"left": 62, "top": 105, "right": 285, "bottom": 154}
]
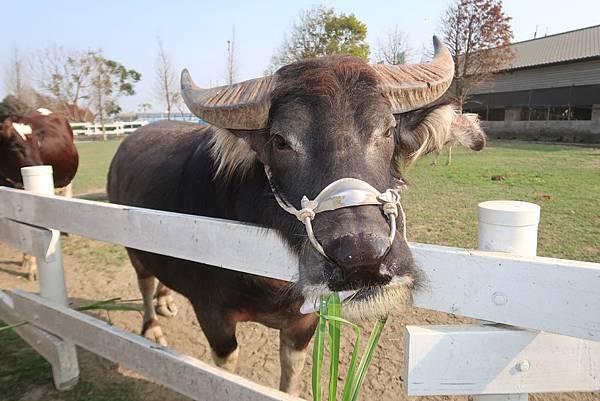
[
  {"left": 181, "top": 69, "right": 276, "bottom": 130},
  {"left": 372, "top": 36, "right": 455, "bottom": 113}
]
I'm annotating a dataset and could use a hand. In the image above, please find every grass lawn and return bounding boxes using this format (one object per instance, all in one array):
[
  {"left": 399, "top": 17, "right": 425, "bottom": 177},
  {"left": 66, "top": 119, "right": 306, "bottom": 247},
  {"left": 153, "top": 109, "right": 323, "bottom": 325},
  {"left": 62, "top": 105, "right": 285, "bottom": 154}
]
[
  {"left": 403, "top": 142, "right": 600, "bottom": 263},
  {"left": 71, "top": 140, "right": 123, "bottom": 195}
]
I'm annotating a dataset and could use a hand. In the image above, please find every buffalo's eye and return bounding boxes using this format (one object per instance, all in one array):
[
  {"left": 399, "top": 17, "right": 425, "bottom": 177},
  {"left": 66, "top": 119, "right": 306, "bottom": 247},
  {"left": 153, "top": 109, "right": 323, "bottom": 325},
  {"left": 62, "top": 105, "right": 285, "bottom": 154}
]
[
  {"left": 272, "top": 134, "right": 291, "bottom": 151},
  {"left": 383, "top": 125, "right": 396, "bottom": 138}
]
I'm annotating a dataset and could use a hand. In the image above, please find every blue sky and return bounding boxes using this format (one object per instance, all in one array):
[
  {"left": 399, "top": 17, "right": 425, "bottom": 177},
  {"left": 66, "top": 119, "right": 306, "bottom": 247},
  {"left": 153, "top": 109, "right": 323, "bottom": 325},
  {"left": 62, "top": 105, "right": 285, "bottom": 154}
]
[{"left": 2, "top": 0, "right": 599, "bottom": 113}]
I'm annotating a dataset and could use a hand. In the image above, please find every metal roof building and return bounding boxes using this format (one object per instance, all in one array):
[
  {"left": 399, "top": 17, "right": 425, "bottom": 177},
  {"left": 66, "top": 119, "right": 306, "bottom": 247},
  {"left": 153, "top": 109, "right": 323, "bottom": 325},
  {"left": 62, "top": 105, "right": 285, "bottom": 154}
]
[{"left": 465, "top": 25, "right": 600, "bottom": 143}]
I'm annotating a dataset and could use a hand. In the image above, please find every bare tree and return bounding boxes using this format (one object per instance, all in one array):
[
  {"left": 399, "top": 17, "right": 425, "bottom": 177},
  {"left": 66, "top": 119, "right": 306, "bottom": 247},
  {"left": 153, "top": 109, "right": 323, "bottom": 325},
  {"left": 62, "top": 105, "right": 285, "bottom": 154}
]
[
  {"left": 375, "top": 26, "right": 411, "bottom": 65},
  {"left": 34, "top": 46, "right": 95, "bottom": 121},
  {"left": 3, "top": 45, "right": 35, "bottom": 106},
  {"left": 153, "top": 37, "right": 180, "bottom": 120},
  {"left": 441, "top": 0, "right": 514, "bottom": 109},
  {"left": 226, "top": 28, "right": 238, "bottom": 85}
]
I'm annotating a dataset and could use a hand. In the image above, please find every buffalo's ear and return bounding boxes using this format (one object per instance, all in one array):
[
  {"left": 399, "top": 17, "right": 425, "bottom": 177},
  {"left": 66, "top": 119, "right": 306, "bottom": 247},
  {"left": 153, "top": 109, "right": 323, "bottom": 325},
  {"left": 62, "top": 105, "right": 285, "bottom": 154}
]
[
  {"left": 229, "top": 129, "right": 269, "bottom": 163},
  {"left": 393, "top": 102, "right": 486, "bottom": 172},
  {"left": 207, "top": 127, "right": 267, "bottom": 181}
]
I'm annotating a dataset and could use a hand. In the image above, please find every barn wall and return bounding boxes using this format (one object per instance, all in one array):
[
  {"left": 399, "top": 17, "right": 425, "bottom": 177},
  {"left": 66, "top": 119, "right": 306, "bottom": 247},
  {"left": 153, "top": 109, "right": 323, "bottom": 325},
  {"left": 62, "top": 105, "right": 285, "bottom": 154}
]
[
  {"left": 472, "top": 59, "right": 600, "bottom": 94},
  {"left": 482, "top": 120, "right": 600, "bottom": 143}
]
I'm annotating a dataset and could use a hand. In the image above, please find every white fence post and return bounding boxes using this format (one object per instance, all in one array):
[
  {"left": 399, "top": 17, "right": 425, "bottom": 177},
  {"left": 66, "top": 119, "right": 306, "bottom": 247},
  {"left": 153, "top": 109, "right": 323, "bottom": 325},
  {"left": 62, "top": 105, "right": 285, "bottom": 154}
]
[
  {"left": 20, "top": 165, "right": 80, "bottom": 389},
  {"left": 474, "top": 200, "right": 541, "bottom": 401}
]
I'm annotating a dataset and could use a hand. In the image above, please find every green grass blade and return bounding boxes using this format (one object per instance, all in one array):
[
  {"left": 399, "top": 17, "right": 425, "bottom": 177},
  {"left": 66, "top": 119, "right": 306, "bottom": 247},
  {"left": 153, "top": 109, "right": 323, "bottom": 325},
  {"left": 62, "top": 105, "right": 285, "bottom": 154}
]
[
  {"left": 349, "top": 316, "right": 388, "bottom": 401},
  {"left": 327, "top": 294, "right": 341, "bottom": 401},
  {"left": 341, "top": 323, "right": 362, "bottom": 401},
  {"left": 84, "top": 304, "right": 141, "bottom": 312},
  {"left": 76, "top": 297, "right": 141, "bottom": 312},
  {"left": 319, "top": 309, "right": 363, "bottom": 401},
  {"left": 311, "top": 296, "right": 328, "bottom": 401},
  {"left": 0, "top": 321, "right": 28, "bottom": 333},
  {"left": 1, "top": 297, "right": 140, "bottom": 335},
  {"left": 74, "top": 297, "right": 121, "bottom": 311},
  {"left": 319, "top": 315, "right": 360, "bottom": 330}
]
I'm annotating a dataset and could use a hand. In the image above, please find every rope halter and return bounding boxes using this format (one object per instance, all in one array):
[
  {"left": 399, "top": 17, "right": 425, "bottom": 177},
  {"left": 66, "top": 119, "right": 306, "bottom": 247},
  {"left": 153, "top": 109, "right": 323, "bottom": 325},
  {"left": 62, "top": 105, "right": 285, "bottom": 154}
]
[{"left": 264, "top": 166, "right": 402, "bottom": 259}]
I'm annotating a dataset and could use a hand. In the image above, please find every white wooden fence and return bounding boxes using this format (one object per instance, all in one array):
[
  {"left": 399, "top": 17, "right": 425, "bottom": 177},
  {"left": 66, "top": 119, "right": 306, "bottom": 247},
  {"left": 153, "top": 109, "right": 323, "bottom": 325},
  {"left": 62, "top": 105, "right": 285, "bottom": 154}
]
[
  {"left": 0, "top": 166, "right": 598, "bottom": 401},
  {"left": 70, "top": 120, "right": 148, "bottom": 136}
]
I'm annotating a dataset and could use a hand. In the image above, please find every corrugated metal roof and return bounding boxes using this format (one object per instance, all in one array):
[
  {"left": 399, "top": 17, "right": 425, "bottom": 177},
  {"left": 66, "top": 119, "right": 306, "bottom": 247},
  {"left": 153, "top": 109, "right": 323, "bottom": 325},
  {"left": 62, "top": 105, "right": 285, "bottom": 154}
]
[{"left": 506, "top": 25, "right": 600, "bottom": 70}]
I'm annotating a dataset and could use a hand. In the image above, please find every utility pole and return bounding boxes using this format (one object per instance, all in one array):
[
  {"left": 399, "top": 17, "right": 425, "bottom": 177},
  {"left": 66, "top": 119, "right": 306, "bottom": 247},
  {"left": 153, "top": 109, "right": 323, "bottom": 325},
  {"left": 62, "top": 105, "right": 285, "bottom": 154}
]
[{"left": 227, "top": 39, "right": 234, "bottom": 86}]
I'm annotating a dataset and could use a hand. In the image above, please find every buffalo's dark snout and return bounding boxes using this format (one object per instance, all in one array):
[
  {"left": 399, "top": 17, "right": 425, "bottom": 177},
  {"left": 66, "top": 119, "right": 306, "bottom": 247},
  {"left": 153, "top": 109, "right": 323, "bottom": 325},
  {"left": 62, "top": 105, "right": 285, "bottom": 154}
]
[{"left": 324, "top": 232, "right": 392, "bottom": 291}]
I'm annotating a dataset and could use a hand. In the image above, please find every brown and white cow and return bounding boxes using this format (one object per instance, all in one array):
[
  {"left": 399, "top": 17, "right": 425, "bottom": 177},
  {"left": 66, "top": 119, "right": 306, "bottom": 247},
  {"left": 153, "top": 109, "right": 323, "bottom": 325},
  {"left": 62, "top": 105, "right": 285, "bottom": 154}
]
[
  {"left": 107, "top": 37, "right": 485, "bottom": 395},
  {"left": 0, "top": 107, "right": 79, "bottom": 279}
]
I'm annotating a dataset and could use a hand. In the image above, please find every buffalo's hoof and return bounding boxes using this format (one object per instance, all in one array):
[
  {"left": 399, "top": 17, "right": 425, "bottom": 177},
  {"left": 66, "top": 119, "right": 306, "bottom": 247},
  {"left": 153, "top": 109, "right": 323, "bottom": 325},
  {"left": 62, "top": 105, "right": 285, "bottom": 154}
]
[
  {"left": 156, "top": 295, "right": 178, "bottom": 317},
  {"left": 142, "top": 319, "right": 168, "bottom": 347}
]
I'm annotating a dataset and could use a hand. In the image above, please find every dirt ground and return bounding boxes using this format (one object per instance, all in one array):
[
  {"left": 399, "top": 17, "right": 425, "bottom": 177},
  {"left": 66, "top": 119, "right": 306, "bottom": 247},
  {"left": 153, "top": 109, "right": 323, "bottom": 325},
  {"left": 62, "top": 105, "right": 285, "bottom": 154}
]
[{"left": 0, "top": 240, "right": 597, "bottom": 401}]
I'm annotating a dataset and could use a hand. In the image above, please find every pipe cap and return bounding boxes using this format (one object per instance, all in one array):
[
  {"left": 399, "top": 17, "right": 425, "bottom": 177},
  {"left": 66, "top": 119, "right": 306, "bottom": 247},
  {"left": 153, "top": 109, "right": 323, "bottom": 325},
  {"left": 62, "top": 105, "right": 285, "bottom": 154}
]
[{"left": 478, "top": 200, "right": 540, "bottom": 227}]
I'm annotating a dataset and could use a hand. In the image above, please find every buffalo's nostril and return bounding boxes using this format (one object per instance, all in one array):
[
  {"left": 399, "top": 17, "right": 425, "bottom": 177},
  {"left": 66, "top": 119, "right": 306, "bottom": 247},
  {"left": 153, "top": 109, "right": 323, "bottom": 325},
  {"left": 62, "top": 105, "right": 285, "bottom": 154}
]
[{"left": 323, "top": 233, "right": 390, "bottom": 288}]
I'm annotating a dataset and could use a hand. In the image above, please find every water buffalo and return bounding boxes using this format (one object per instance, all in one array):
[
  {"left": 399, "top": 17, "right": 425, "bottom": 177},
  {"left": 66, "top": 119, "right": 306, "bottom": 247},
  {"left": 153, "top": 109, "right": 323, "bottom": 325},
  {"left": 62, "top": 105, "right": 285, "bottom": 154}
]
[
  {"left": 107, "top": 37, "right": 485, "bottom": 395},
  {"left": 0, "top": 107, "right": 79, "bottom": 279}
]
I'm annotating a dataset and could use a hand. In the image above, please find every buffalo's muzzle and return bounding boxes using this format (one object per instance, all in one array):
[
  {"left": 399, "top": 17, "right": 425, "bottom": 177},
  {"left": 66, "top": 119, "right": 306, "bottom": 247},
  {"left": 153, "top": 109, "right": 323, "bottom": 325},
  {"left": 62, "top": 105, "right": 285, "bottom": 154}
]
[{"left": 324, "top": 233, "right": 392, "bottom": 291}]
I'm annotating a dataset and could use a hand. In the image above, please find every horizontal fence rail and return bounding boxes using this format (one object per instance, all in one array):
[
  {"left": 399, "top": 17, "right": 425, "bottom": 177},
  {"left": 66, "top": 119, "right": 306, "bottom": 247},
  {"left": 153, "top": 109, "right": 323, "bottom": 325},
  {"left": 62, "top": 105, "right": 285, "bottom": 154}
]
[
  {"left": 0, "top": 291, "right": 79, "bottom": 390},
  {"left": 410, "top": 244, "right": 600, "bottom": 341},
  {"left": 404, "top": 325, "right": 600, "bottom": 395},
  {"left": 0, "top": 187, "right": 299, "bottom": 281},
  {"left": 0, "top": 289, "right": 301, "bottom": 401},
  {"left": 0, "top": 218, "right": 55, "bottom": 261},
  {"left": 1, "top": 187, "right": 599, "bottom": 341}
]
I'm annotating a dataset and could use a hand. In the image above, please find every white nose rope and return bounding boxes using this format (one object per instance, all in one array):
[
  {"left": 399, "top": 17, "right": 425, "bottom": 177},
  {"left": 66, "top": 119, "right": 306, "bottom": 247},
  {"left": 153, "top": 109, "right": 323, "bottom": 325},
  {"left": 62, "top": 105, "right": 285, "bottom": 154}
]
[{"left": 263, "top": 166, "right": 402, "bottom": 259}]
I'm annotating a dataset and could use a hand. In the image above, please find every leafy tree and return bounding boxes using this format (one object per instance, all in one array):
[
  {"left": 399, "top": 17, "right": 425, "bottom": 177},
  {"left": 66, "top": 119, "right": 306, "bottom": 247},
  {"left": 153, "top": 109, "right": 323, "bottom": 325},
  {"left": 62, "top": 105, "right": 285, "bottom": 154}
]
[
  {"left": 88, "top": 51, "right": 141, "bottom": 139},
  {"left": 0, "top": 95, "right": 31, "bottom": 120},
  {"left": 268, "top": 7, "right": 369, "bottom": 72},
  {"left": 441, "top": 0, "right": 514, "bottom": 109},
  {"left": 138, "top": 102, "right": 152, "bottom": 113},
  {"left": 34, "top": 47, "right": 140, "bottom": 127}
]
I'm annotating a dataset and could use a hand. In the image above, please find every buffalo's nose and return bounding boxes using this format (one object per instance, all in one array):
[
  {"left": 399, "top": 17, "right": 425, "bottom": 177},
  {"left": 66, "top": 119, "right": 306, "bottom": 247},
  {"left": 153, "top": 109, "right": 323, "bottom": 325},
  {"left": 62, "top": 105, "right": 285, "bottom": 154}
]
[{"left": 324, "top": 233, "right": 391, "bottom": 290}]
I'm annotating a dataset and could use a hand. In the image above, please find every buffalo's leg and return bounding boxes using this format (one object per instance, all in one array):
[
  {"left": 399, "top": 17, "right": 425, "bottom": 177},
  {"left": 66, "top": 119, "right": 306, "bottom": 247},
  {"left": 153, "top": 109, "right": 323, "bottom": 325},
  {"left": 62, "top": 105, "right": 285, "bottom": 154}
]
[
  {"left": 279, "top": 315, "right": 318, "bottom": 395},
  {"left": 431, "top": 150, "right": 440, "bottom": 166},
  {"left": 129, "top": 251, "right": 168, "bottom": 346},
  {"left": 155, "top": 282, "right": 178, "bottom": 317},
  {"left": 446, "top": 146, "right": 453, "bottom": 165},
  {"left": 22, "top": 254, "right": 37, "bottom": 281},
  {"left": 194, "top": 307, "right": 239, "bottom": 372}
]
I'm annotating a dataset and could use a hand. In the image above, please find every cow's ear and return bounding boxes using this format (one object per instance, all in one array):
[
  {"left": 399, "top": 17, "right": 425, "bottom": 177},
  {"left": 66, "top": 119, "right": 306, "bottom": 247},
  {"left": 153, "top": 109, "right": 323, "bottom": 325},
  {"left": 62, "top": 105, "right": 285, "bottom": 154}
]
[
  {"left": 1, "top": 119, "right": 15, "bottom": 140},
  {"left": 393, "top": 102, "right": 486, "bottom": 172}
]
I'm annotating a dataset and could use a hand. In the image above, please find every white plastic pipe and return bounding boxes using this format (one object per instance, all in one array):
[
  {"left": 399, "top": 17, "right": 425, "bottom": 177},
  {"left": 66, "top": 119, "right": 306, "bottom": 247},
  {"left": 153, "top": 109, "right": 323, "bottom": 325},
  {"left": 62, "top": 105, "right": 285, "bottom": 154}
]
[
  {"left": 20, "top": 165, "right": 79, "bottom": 390},
  {"left": 21, "top": 166, "right": 68, "bottom": 306},
  {"left": 474, "top": 200, "right": 541, "bottom": 401},
  {"left": 21, "top": 165, "right": 56, "bottom": 196},
  {"left": 478, "top": 200, "right": 540, "bottom": 256}
]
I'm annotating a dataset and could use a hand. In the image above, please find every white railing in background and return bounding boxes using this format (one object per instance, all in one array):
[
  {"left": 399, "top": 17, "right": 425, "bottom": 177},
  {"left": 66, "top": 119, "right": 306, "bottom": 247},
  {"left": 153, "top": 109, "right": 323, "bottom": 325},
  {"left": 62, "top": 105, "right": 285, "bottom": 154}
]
[
  {"left": 69, "top": 120, "right": 148, "bottom": 136},
  {"left": 0, "top": 166, "right": 598, "bottom": 401}
]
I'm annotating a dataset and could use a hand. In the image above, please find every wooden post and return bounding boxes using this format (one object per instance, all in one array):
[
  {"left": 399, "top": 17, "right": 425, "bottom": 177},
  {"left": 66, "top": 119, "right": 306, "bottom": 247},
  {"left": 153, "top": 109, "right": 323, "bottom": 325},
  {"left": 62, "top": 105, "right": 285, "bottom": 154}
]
[
  {"left": 474, "top": 200, "right": 540, "bottom": 401},
  {"left": 20, "top": 165, "right": 79, "bottom": 390}
]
